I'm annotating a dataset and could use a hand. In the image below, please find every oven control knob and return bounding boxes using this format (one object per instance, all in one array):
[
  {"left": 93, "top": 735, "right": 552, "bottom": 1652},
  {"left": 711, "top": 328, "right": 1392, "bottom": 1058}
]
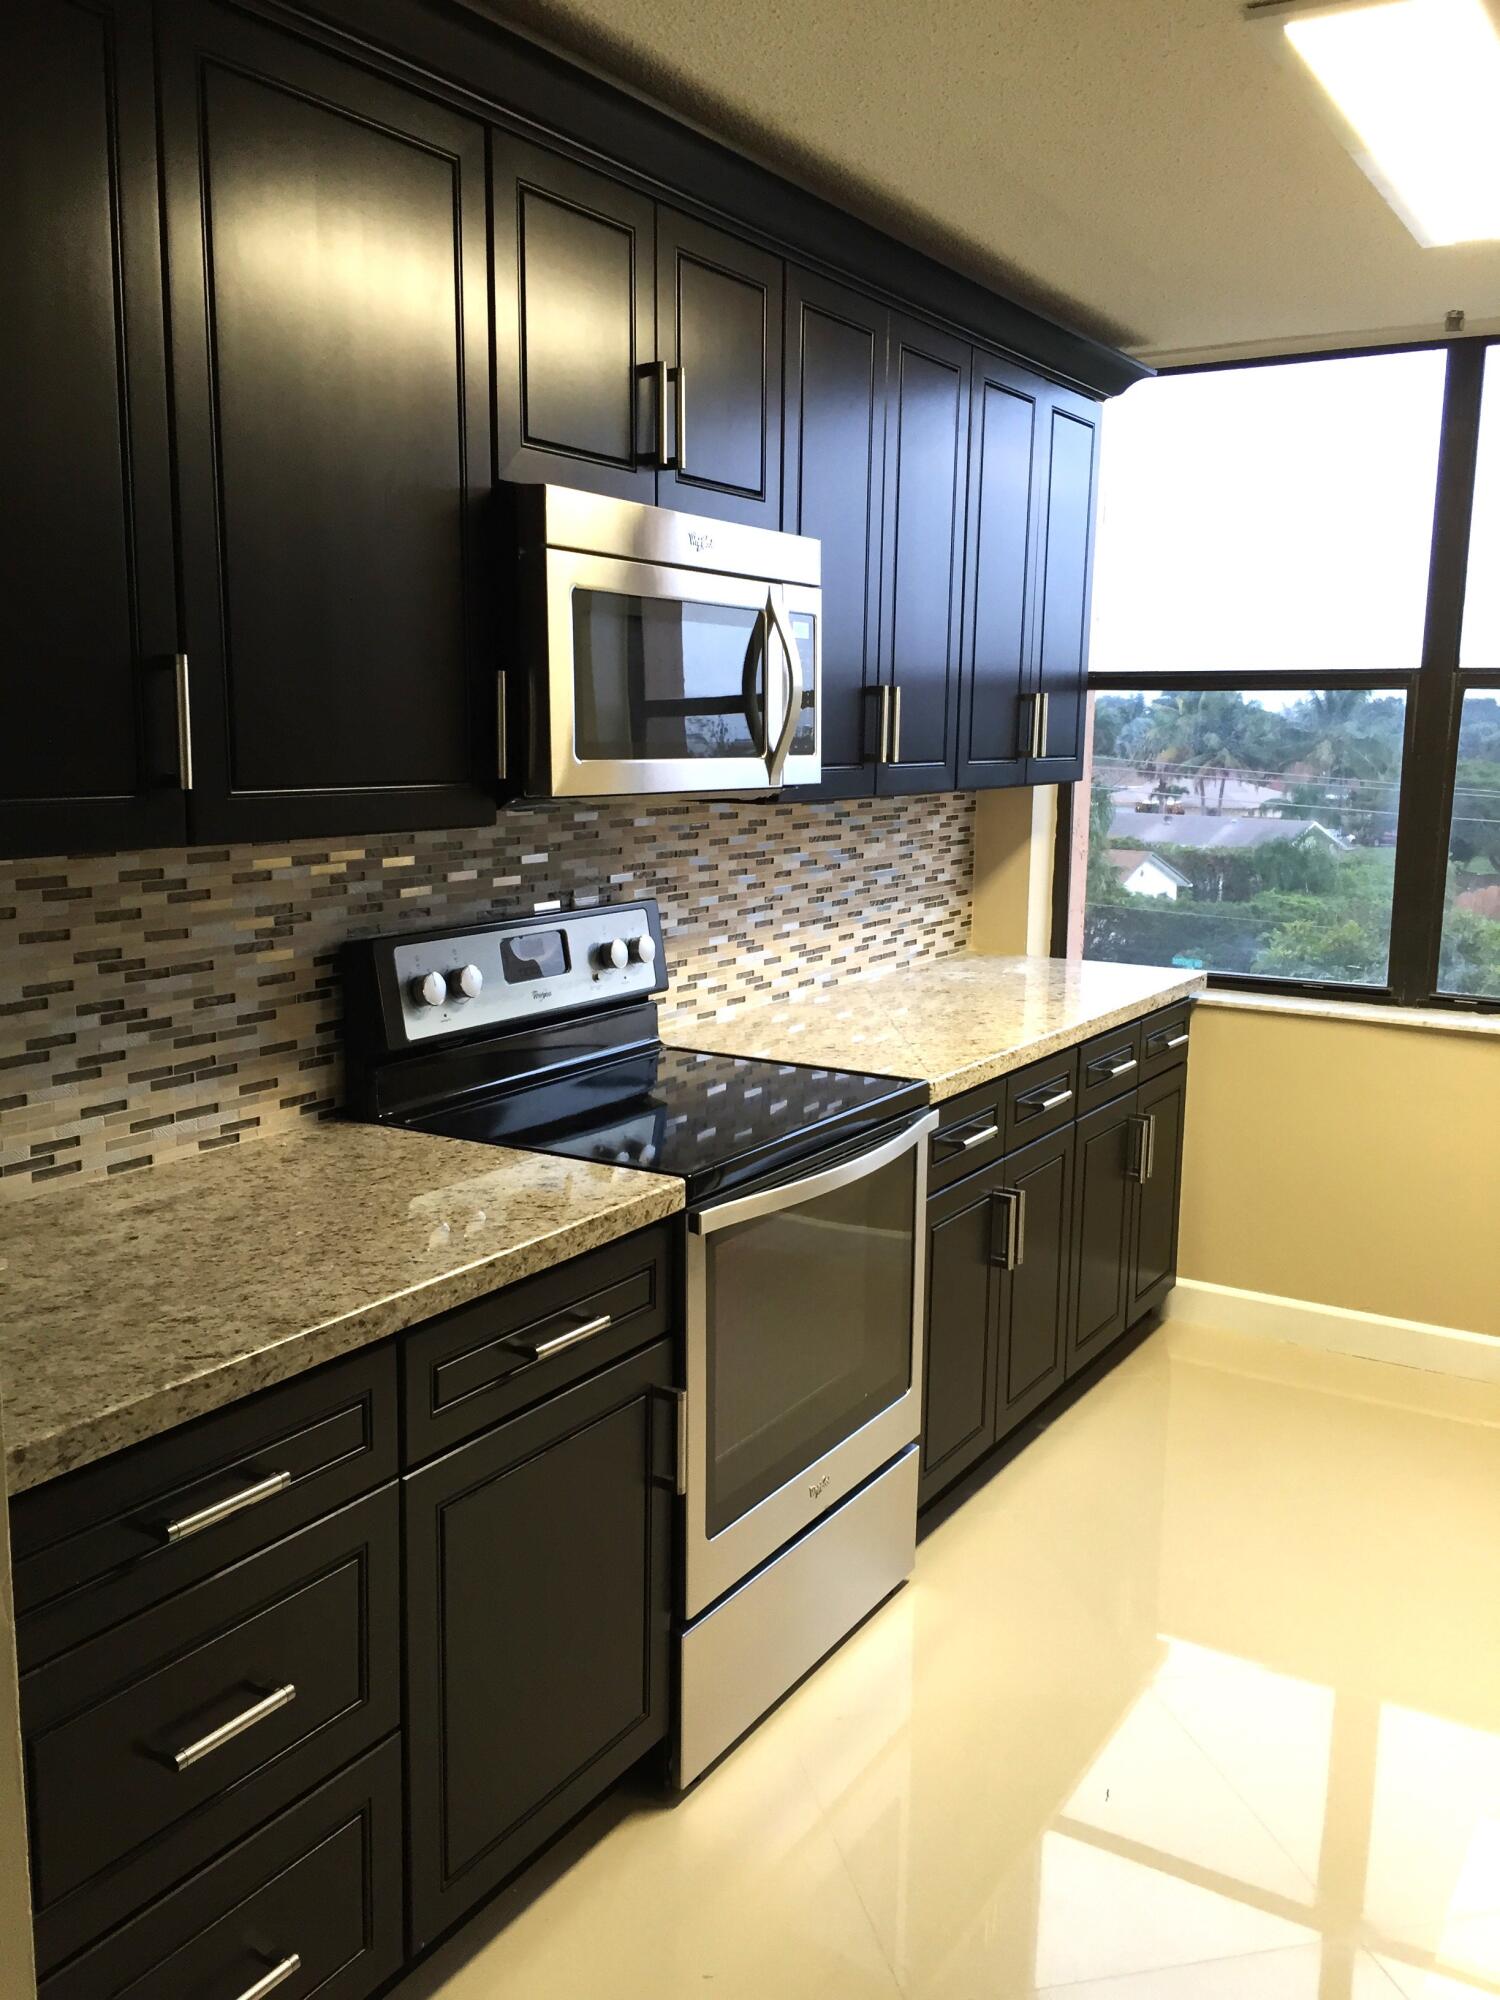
[
  {"left": 629, "top": 934, "right": 657, "bottom": 967},
  {"left": 450, "top": 963, "right": 484, "bottom": 1001},
  {"left": 593, "top": 937, "right": 629, "bottom": 971},
  {"left": 411, "top": 971, "right": 448, "bottom": 1009}
]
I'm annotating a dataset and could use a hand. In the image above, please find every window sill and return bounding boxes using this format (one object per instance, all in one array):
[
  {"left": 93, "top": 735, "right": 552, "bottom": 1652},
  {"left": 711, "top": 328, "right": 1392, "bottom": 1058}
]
[{"left": 1198, "top": 988, "right": 1500, "bottom": 1038}]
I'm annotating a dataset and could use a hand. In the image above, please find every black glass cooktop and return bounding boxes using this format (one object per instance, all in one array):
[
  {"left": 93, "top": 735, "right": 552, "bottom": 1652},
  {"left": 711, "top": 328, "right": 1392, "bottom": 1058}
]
[{"left": 408, "top": 1043, "right": 928, "bottom": 1203}]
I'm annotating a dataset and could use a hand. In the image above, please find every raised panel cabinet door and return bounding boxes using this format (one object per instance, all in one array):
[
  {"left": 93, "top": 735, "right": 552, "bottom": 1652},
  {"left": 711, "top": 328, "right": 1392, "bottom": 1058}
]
[
  {"left": 782, "top": 267, "right": 888, "bottom": 799},
  {"left": 877, "top": 314, "right": 970, "bottom": 796},
  {"left": 1067, "top": 1091, "right": 1136, "bottom": 1379},
  {"left": 994, "top": 1124, "right": 1074, "bottom": 1442},
  {"left": 494, "top": 134, "right": 657, "bottom": 501},
  {"left": 159, "top": 1, "right": 495, "bottom": 843},
  {"left": 1128, "top": 1061, "right": 1188, "bottom": 1321},
  {"left": 656, "top": 210, "right": 783, "bottom": 526},
  {"left": 404, "top": 1338, "right": 675, "bottom": 1951},
  {"left": 1028, "top": 388, "right": 1100, "bottom": 785},
  {"left": 0, "top": 0, "right": 183, "bottom": 859},
  {"left": 918, "top": 1167, "right": 1005, "bottom": 1509},
  {"left": 958, "top": 352, "right": 1043, "bottom": 790}
]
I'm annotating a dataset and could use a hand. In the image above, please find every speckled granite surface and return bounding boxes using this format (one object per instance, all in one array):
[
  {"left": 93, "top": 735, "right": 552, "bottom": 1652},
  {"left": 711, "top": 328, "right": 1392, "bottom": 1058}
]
[
  {"left": 0, "top": 1124, "right": 682, "bottom": 1493},
  {"left": 679, "top": 954, "right": 1205, "bottom": 1102}
]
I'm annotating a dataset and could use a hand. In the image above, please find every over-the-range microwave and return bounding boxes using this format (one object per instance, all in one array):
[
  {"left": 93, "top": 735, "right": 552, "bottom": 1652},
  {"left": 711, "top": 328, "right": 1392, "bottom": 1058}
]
[{"left": 505, "top": 484, "right": 821, "bottom": 799}]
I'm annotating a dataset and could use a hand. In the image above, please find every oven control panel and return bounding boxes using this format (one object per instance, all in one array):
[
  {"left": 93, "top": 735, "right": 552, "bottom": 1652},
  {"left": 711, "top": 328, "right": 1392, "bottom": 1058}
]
[{"left": 388, "top": 903, "right": 665, "bottom": 1042}]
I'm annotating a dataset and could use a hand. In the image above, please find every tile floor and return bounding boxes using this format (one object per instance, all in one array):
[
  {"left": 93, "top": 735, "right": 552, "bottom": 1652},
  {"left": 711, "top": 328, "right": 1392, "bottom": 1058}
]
[{"left": 394, "top": 1320, "right": 1500, "bottom": 1999}]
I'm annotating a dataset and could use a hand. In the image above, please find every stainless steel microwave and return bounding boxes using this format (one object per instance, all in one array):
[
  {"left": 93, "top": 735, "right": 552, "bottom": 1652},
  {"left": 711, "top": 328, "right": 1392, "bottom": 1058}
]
[{"left": 508, "top": 485, "right": 821, "bottom": 799}]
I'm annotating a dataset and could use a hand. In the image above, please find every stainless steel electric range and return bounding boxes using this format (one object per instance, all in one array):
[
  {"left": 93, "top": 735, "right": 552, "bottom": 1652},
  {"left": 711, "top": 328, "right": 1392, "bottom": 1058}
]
[{"left": 341, "top": 900, "right": 935, "bottom": 1786}]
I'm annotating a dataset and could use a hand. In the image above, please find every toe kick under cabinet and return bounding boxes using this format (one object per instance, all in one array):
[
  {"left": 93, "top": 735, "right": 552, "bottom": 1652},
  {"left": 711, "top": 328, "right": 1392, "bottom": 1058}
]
[
  {"left": 10, "top": 1220, "right": 679, "bottom": 1997},
  {"left": 919, "top": 1003, "right": 1190, "bottom": 1510}
]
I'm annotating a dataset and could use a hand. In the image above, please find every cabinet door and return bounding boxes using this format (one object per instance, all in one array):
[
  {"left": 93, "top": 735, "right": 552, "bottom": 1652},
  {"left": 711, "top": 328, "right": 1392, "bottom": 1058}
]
[
  {"left": 1128, "top": 1061, "right": 1188, "bottom": 1321},
  {"left": 0, "top": 0, "right": 182, "bottom": 859},
  {"left": 1028, "top": 388, "right": 1100, "bottom": 785},
  {"left": 877, "top": 314, "right": 970, "bottom": 795},
  {"left": 494, "top": 135, "right": 656, "bottom": 501},
  {"left": 957, "top": 353, "right": 1043, "bottom": 790},
  {"left": 919, "top": 1167, "right": 1005, "bottom": 1508},
  {"left": 782, "top": 268, "right": 887, "bottom": 799},
  {"left": 656, "top": 211, "right": 783, "bottom": 527},
  {"left": 404, "top": 1338, "right": 675, "bottom": 1950},
  {"left": 994, "top": 1124, "right": 1074, "bottom": 1441},
  {"left": 1068, "top": 1091, "right": 1137, "bottom": 1378},
  {"left": 160, "top": 1, "right": 495, "bottom": 843}
]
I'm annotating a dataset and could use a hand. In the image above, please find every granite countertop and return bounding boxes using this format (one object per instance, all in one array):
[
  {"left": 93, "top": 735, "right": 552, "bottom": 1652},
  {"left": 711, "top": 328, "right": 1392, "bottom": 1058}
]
[
  {"left": 0, "top": 1124, "right": 683, "bottom": 1494},
  {"left": 672, "top": 952, "right": 1206, "bottom": 1102}
]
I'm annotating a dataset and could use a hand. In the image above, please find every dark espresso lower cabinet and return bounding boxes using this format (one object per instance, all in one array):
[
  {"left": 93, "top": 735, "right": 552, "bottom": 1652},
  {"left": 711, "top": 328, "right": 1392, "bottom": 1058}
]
[
  {"left": 1128, "top": 1063, "right": 1188, "bottom": 1324},
  {"left": 404, "top": 1337, "right": 676, "bottom": 1951},
  {"left": 1068, "top": 1093, "right": 1138, "bottom": 1376}
]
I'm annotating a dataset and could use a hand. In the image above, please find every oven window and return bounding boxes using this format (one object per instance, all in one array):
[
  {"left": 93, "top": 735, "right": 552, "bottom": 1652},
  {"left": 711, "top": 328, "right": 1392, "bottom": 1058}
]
[
  {"left": 703, "top": 1145, "right": 916, "bottom": 1539},
  {"left": 573, "top": 590, "right": 767, "bottom": 761}
]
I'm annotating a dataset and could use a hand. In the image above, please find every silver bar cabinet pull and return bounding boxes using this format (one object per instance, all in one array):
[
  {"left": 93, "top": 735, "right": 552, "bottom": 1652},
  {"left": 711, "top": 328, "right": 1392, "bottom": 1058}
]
[
  {"left": 673, "top": 1388, "right": 688, "bottom": 1497},
  {"left": 1100, "top": 1057, "right": 1137, "bottom": 1079},
  {"left": 889, "top": 683, "right": 903, "bottom": 762},
  {"left": 496, "top": 668, "right": 508, "bottom": 781},
  {"left": 233, "top": 1953, "right": 303, "bottom": 2000},
  {"left": 164, "top": 1469, "right": 292, "bottom": 1544},
  {"left": 1037, "top": 690, "right": 1050, "bottom": 758},
  {"left": 1144, "top": 1112, "right": 1157, "bottom": 1182},
  {"left": 174, "top": 653, "right": 194, "bottom": 791},
  {"left": 947, "top": 1121, "right": 999, "bottom": 1153},
  {"left": 988, "top": 1189, "right": 1026, "bottom": 1269},
  {"left": 172, "top": 1683, "right": 297, "bottom": 1772},
  {"left": 1027, "top": 690, "right": 1044, "bottom": 759},
  {"left": 514, "top": 1310, "right": 612, "bottom": 1362},
  {"left": 1163, "top": 1032, "right": 1189, "bottom": 1050},
  {"left": 652, "top": 360, "right": 670, "bottom": 467},
  {"left": 1022, "top": 1088, "right": 1073, "bottom": 1113},
  {"left": 672, "top": 364, "right": 687, "bottom": 471}
]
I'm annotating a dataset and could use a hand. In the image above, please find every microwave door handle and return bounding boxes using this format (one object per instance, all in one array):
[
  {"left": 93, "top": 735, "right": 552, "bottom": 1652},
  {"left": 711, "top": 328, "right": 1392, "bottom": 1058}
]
[
  {"left": 740, "top": 605, "right": 767, "bottom": 754},
  {"left": 765, "top": 589, "right": 804, "bottom": 786}
]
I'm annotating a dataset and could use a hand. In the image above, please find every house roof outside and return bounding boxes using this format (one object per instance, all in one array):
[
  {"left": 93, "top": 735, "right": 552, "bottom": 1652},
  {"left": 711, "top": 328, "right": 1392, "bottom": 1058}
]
[
  {"left": 1108, "top": 849, "right": 1192, "bottom": 888},
  {"left": 1109, "top": 811, "right": 1350, "bottom": 852}
]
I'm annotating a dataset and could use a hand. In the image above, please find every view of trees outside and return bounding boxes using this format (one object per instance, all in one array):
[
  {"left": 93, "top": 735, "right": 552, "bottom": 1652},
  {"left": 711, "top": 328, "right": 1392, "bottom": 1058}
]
[{"left": 1438, "top": 693, "right": 1500, "bottom": 994}]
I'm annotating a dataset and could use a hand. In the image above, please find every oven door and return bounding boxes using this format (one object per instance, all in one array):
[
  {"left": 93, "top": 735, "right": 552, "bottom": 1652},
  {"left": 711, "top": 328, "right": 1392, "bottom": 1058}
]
[
  {"left": 541, "top": 549, "right": 820, "bottom": 797},
  {"left": 683, "top": 1109, "right": 936, "bottom": 1620}
]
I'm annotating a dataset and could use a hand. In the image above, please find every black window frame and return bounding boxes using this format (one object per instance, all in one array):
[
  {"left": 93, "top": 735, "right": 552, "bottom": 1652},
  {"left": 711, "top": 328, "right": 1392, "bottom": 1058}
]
[{"left": 1056, "top": 336, "right": 1500, "bottom": 1014}]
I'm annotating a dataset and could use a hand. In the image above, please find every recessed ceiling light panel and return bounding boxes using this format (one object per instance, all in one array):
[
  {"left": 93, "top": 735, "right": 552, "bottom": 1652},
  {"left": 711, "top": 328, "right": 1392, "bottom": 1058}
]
[{"left": 1264, "top": 0, "right": 1500, "bottom": 246}]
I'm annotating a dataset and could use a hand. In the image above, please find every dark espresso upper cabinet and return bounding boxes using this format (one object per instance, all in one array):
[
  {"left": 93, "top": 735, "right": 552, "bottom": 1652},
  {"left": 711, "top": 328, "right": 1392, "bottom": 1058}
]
[
  {"left": 159, "top": 2, "right": 496, "bottom": 843},
  {"left": 1028, "top": 389, "right": 1100, "bottom": 785},
  {"left": 656, "top": 211, "right": 784, "bottom": 528},
  {"left": 0, "top": 0, "right": 183, "bottom": 859},
  {"left": 493, "top": 136, "right": 657, "bottom": 501},
  {"left": 783, "top": 269, "right": 888, "bottom": 799},
  {"left": 958, "top": 355, "right": 1043, "bottom": 789},
  {"left": 877, "top": 315, "right": 970, "bottom": 796}
]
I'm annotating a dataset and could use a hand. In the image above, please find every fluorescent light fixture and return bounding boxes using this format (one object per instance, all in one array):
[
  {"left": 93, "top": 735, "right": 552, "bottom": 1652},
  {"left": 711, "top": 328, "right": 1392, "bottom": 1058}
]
[{"left": 1280, "top": 0, "right": 1500, "bottom": 245}]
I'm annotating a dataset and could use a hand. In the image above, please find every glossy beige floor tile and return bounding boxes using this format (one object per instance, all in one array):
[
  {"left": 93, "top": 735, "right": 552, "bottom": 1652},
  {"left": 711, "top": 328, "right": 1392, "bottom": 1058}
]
[{"left": 397, "top": 1321, "right": 1500, "bottom": 2000}]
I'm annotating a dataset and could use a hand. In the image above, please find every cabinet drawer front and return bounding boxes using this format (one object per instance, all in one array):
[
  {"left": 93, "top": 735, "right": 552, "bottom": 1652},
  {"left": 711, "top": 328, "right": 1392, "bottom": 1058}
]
[
  {"left": 1076, "top": 1019, "right": 1144, "bottom": 1116},
  {"left": 25, "top": 1486, "right": 399, "bottom": 1970},
  {"left": 40, "top": 1737, "right": 403, "bottom": 2000},
  {"left": 1003, "top": 1046, "right": 1079, "bottom": 1152},
  {"left": 1139, "top": 1002, "right": 1193, "bottom": 1081},
  {"left": 10, "top": 1348, "right": 397, "bottom": 1671},
  {"left": 403, "top": 1223, "right": 676, "bottom": 1461},
  {"left": 927, "top": 1081, "right": 1007, "bottom": 1193}
]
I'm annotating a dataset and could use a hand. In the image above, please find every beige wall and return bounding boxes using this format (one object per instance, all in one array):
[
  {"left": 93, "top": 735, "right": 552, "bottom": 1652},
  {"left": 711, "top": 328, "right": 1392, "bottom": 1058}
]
[
  {"left": 971, "top": 787, "right": 1057, "bottom": 955},
  {"left": 1180, "top": 1005, "right": 1500, "bottom": 1338}
]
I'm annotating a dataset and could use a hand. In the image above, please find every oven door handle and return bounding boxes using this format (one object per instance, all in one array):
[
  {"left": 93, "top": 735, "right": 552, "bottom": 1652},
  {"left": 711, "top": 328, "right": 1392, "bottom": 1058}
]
[{"left": 689, "top": 1110, "right": 938, "bottom": 1235}]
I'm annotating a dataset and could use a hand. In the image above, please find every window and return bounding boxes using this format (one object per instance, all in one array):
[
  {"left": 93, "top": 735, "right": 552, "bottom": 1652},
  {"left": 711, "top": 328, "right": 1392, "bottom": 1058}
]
[{"left": 1065, "top": 341, "right": 1500, "bottom": 1011}]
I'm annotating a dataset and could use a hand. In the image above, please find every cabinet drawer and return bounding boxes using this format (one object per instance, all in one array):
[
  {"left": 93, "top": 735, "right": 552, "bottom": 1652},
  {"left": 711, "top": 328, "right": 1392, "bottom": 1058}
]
[
  {"left": 927, "top": 1081, "right": 1007, "bottom": 1194},
  {"left": 24, "top": 1486, "right": 400, "bottom": 1971},
  {"left": 41, "top": 1737, "right": 403, "bottom": 2000},
  {"left": 1139, "top": 1001, "right": 1193, "bottom": 1081},
  {"left": 10, "top": 1347, "right": 397, "bottom": 1672},
  {"left": 403, "top": 1222, "right": 677, "bottom": 1461},
  {"left": 1076, "top": 1019, "right": 1144, "bottom": 1116},
  {"left": 1003, "top": 1046, "right": 1079, "bottom": 1151}
]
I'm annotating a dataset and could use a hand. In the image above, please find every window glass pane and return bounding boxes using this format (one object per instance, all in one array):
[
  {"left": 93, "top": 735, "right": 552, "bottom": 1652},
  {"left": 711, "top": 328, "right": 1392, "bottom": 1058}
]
[
  {"left": 1459, "top": 347, "right": 1500, "bottom": 670},
  {"left": 1079, "top": 688, "right": 1407, "bottom": 985},
  {"left": 1438, "top": 689, "right": 1500, "bottom": 997},
  {"left": 1090, "top": 352, "right": 1447, "bottom": 675}
]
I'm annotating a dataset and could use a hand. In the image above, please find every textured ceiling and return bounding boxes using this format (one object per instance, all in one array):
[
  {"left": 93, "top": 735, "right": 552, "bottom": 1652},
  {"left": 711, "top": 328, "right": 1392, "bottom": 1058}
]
[{"left": 479, "top": 0, "right": 1500, "bottom": 362}]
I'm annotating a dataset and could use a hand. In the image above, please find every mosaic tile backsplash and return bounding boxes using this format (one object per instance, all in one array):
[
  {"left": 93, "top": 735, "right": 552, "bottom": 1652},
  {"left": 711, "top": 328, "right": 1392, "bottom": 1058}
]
[{"left": 0, "top": 794, "right": 974, "bottom": 1196}]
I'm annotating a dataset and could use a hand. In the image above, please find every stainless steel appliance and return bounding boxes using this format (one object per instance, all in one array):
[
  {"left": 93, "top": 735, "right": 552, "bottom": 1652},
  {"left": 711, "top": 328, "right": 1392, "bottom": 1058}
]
[
  {"left": 507, "top": 485, "right": 821, "bottom": 798},
  {"left": 341, "top": 901, "right": 932, "bottom": 1789}
]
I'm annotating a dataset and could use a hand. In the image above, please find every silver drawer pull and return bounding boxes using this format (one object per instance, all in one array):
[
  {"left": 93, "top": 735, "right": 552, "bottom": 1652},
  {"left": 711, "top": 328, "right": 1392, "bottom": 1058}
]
[
  {"left": 1094, "top": 1057, "right": 1137, "bottom": 1079},
  {"left": 234, "top": 1955, "right": 302, "bottom": 2000},
  {"left": 1161, "top": 1032, "right": 1190, "bottom": 1050},
  {"left": 938, "top": 1120, "right": 999, "bottom": 1154},
  {"left": 1020, "top": 1088, "right": 1073, "bottom": 1113},
  {"left": 163, "top": 1469, "right": 292, "bottom": 1544},
  {"left": 512, "top": 1310, "right": 613, "bottom": 1362},
  {"left": 172, "top": 1683, "right": 297, "bottom": 1772}
]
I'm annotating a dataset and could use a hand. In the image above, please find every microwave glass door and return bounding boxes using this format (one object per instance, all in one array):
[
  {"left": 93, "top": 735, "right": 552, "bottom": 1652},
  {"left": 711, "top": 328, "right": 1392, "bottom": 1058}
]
[{"left": 702, "top": 1140, "right": 917, "bottom": 1539}]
